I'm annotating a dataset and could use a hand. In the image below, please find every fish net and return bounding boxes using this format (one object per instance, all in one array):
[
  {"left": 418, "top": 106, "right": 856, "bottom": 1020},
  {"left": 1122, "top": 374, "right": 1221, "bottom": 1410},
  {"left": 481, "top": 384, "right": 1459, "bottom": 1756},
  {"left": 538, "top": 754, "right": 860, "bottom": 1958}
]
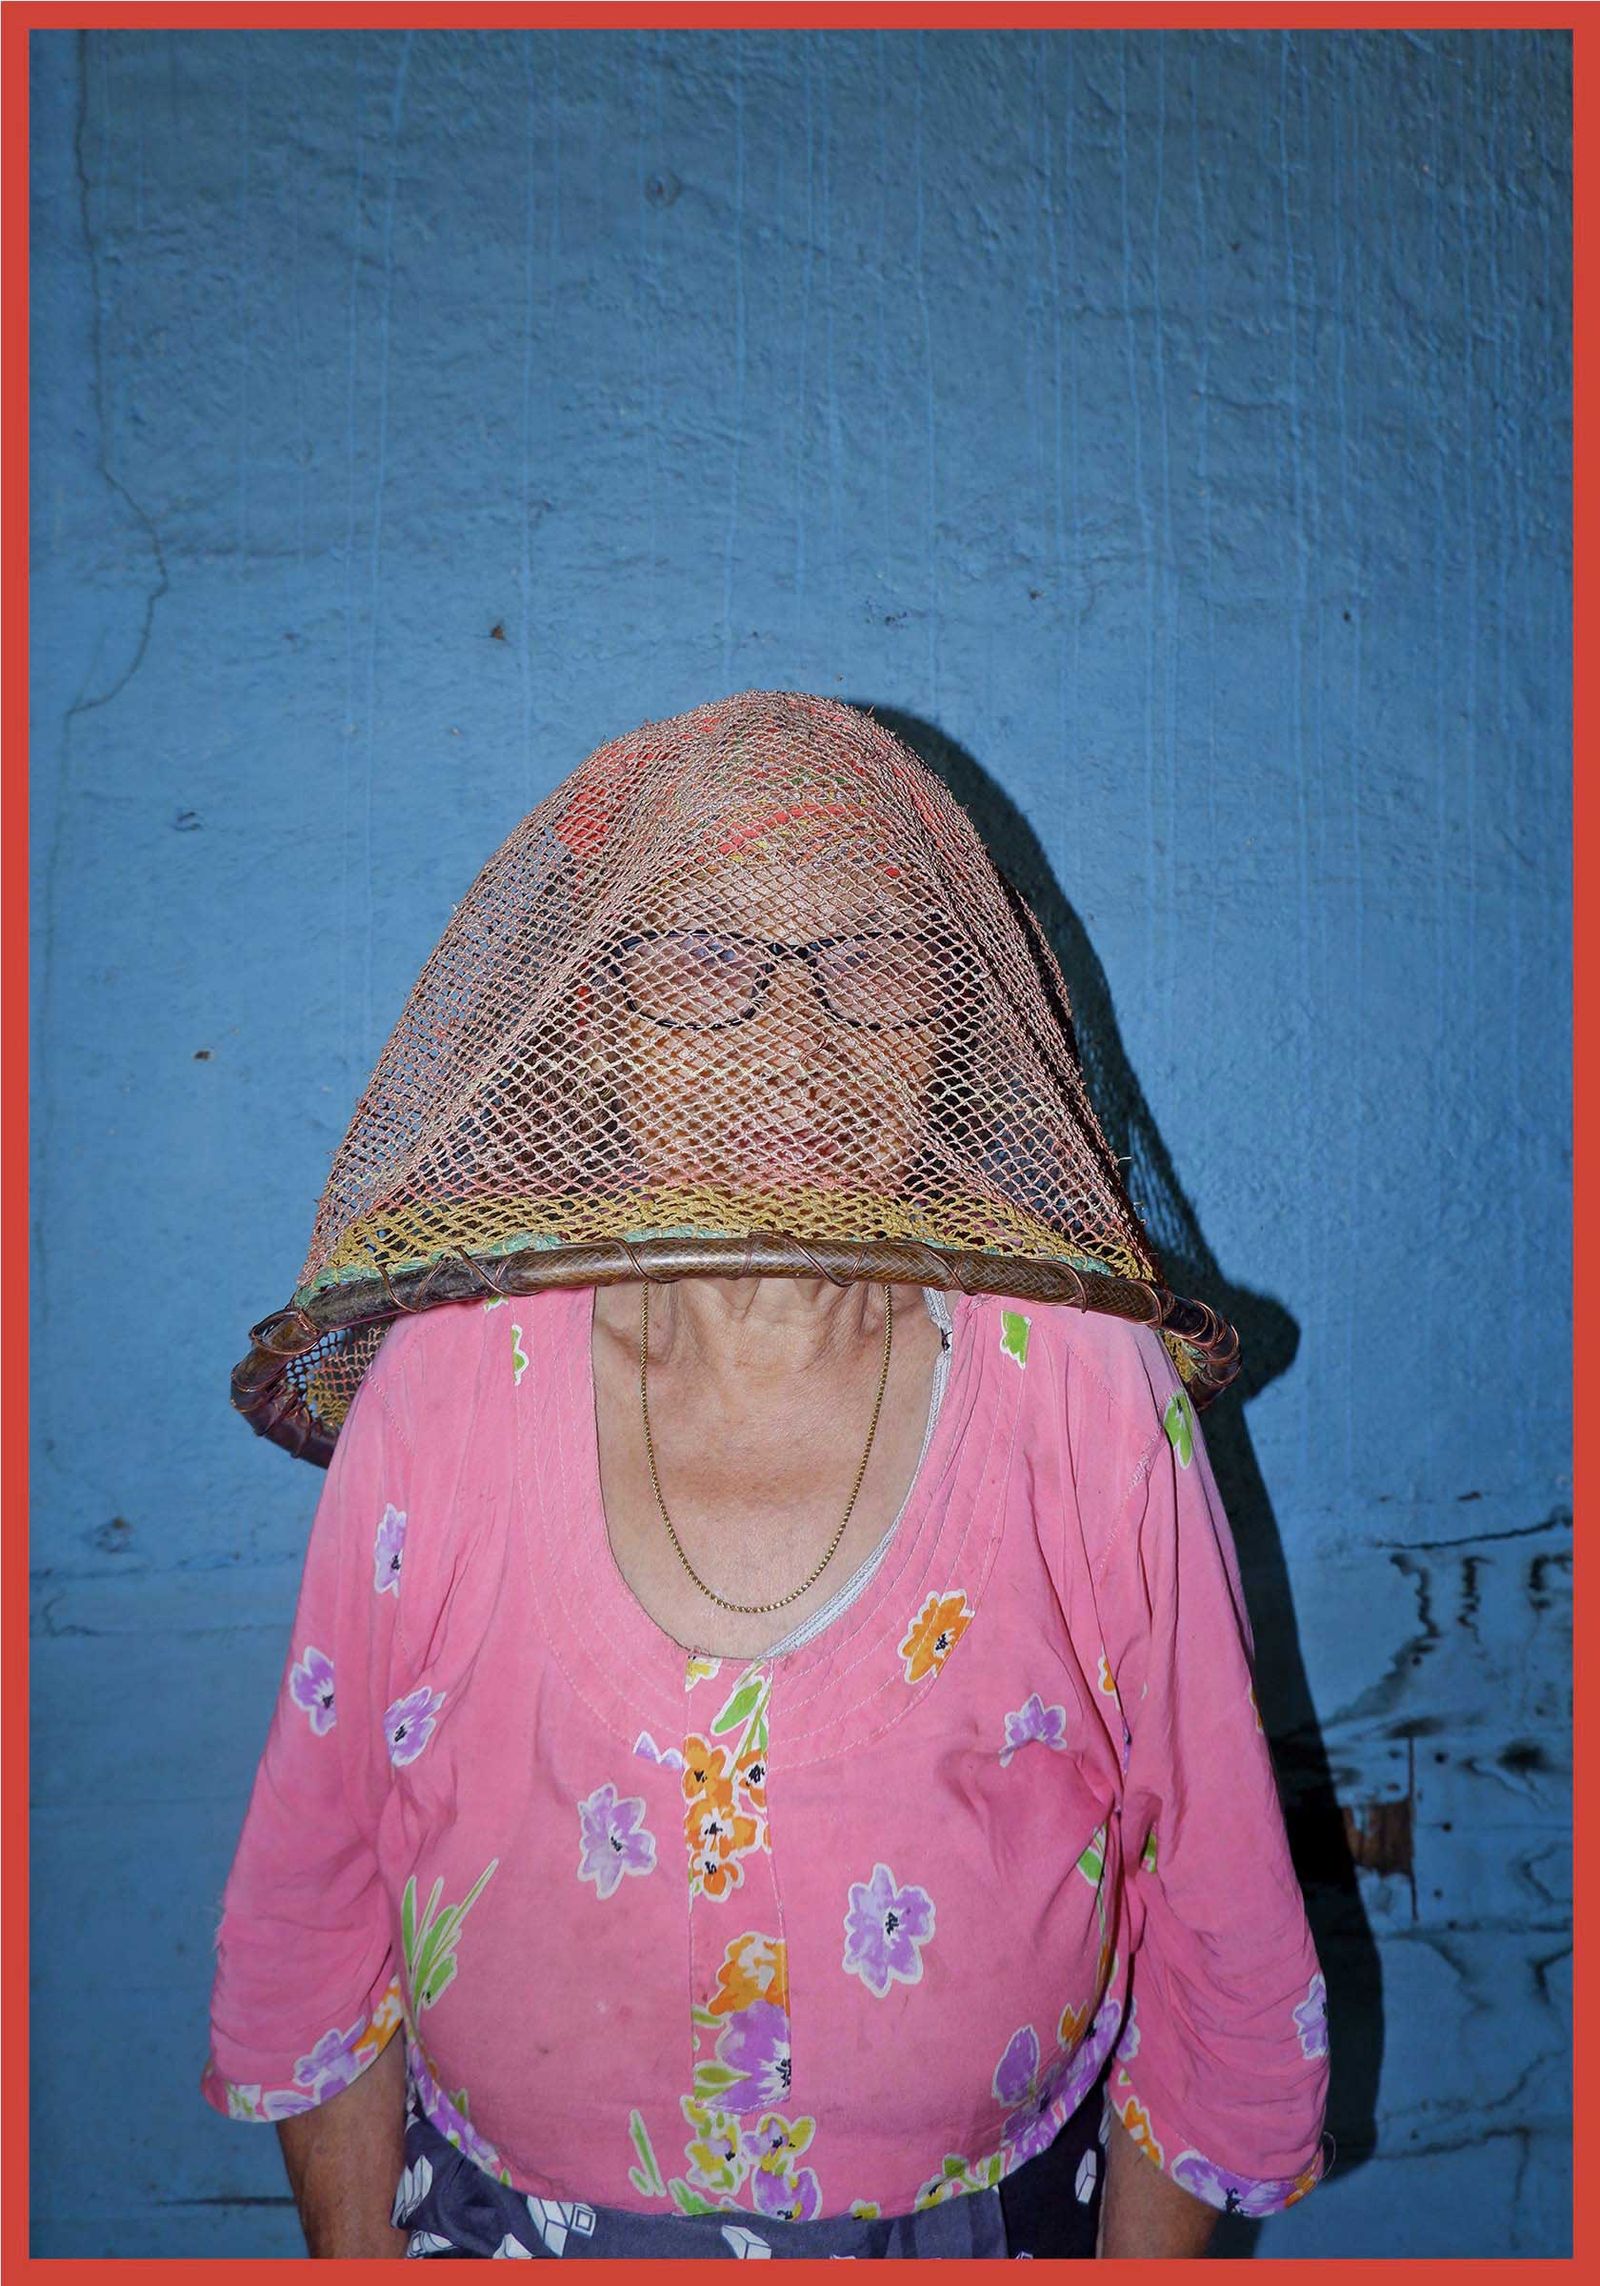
[{"left": 234, "top": 692, "right": 1238, "bottom": 1462}]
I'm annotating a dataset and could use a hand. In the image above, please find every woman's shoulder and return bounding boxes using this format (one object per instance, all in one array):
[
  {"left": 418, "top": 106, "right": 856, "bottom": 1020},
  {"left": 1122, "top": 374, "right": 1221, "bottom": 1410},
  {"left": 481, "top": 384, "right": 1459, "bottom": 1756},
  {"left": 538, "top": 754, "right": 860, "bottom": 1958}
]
[
  {"left": 360, "top": 1284, "right": 589, "bottom": 1427},
  {"left": 981, "top": 1289, "right": 1183, "bottom": 1437}
]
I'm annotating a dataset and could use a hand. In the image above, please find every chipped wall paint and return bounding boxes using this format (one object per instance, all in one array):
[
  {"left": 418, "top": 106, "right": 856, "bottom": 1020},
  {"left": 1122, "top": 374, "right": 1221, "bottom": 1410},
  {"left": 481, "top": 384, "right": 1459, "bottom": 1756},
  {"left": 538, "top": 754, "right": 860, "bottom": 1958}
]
[{"left": 28, "top": 26, "right": 1570, "bottom": 2258}]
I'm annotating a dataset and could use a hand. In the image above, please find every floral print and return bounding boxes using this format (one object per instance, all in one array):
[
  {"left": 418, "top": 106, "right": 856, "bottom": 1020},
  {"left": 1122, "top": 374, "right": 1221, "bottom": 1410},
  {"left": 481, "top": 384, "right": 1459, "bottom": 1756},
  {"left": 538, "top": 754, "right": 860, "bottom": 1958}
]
[
  {"left": 914, "top": 2151, "right": 1004, "bottom": 2210},
  {"left": 510, "top": 1323, "right": 530, "bottom": 1385},
  {"left": 898, "top": 1590, "right": 973, "bottom": 1684},
  {"left": 633, "top": 1729, "right": 686, "bottom": 1773},
  {"left": 1077, "top": 1822, "right": 1107, "bottom": 1886},
  {"left": 386, "top": 1685, "right": 446, "bottom": 1767},
  {"left": 626, "top": 2110, "right": 667, "bottom": 2200},
  {"left": 999, "top": 1310, "right": 1032, "bottom": 1367},
  {"left": 692, "top": 1935, "right": 794, "bottom": 2119},
  {"left": 1109, "top": 2082, "right": 1165, "bottom": 2168},
  {"left": 210, "top": 1979, "right": 405, "bottom": 2122},
  {"left": 1169, "top": 2147, "right": 1320, "bottom": 2216},
  {"left": 402, "top": 1860, "right": 500, "bottom": 2011},
  {"left": 1163, "top": 1387, "right": 1195, "bottom": 1466},
  {"left": 999, "top": 1693, "right": 1069, "bottom": 1766},
  {"left": 842, "top": 1863, "right": 935, "bottom": 1997},
  {"left": 709, "top": 1932, "right": 789, "bottom": 2019},
  {"left": 710, "top": 1667, "right": 772, "bottom": 1763},
  {"left": 678, "top": 2097, "right": 822, "bottom": 2221},
  {"left": 373, "top": 1503, "right": 407, "bottom": 1595},
  {"left": 1115, "top": 1993, "right": 1141, "bottom": 2060},
  {"left": 577, "top": 1784, "right": 657, "bottom": 1900},
  {"left": 1293, "top": 1972, "right": 1329, "bottom": 2061},
  {"left": 409, "top": 2031, "right": 512, "bottom": 2183},
  {"left": 294, "top": 2018, "right": 369, "bottom": 2101},
  {"left": 220, "top": 2078, "right": 315, "bottom": 2122},
  {"left": 986, "top": 1991, "right": 1122, "bottom": 2175},
  {"left": 712, "top": 2001, "right": 792, "bottom": 2111},
  {"left": 288, "top": 1644, "right": 336, "bottom": 1734},
  {"left": 684, "top": 1741, "right": 764, "bottom": 1900}
]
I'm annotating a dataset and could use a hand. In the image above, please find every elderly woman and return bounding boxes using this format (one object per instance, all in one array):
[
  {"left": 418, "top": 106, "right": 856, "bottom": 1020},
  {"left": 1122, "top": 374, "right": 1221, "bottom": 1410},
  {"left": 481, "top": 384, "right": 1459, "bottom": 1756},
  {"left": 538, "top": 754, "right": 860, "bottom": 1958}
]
[{"left": 205, "top": 695, "right": 1329, "bottom": 2259}]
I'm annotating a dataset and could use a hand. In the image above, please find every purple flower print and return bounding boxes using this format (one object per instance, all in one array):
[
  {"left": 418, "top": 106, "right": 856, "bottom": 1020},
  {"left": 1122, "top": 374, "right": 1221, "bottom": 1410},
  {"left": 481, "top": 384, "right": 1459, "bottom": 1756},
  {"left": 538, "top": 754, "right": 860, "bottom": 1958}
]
[
  {"left": 386, "top": 1685, "right": 446, "bottom": 1768},
  {"left": 751, "top": 2164, "right": 822, "bottom": 2222},
  {"left": 717, "top": 2002, "right": 793, "bottom": 2112},
  {"left": 1170, "top": 2149, "right": 1307, "bottom": 2218},
  {"left": 989, "top": 1994, "right": 1106, "bottom": 2165},
  {"left": 294, "top": 2019, "right": 367, "bottom": 2101},
  {"left": 1115, "top": 1994, "right": 1141, "bottom": 2061},
  {"left": 289, "top": 1645, "right": 336, "bottom": 1735},
  {"left": 1063, "top": 1992, "right": 1123, "bottom": 2106},
  {"left": 373, "top": 1504, "right": 408, "bottom": 1596},
  {"left": 999, "top": 1694, "right": 1069, "bottom": 1768},
  {"left": 841, "top": 1863, "right": 935, "bottom": 1997},
  {"left": 992, "top": 2025, "right": 1041, "bottom": 2107},
  {"left": 1292, "top": 1972, "right": 1328, "bottom": 2061},
  {"left": 991, "top": 2022, "right": 1079, "bottom": 2168},
  {"left": 633, "top": 1730, "right": 687, "bottom": 1774},
  {"left": 576, "top": 1783, "right": 657, "bottom": 1900},
  {"left": 408, "top": 2036, "right": 509, "bottom": 2181},
  {"left": 260, "top": 2086, "right": 317, "bottom": 2121}
]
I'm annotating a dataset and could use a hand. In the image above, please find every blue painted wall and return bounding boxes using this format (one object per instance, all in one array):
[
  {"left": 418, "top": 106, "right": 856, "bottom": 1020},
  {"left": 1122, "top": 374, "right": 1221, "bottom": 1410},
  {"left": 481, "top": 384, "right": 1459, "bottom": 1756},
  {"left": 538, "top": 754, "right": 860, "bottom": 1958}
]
[{"left": 30, "top": 26, "right": 1570, "bottom": 2258}]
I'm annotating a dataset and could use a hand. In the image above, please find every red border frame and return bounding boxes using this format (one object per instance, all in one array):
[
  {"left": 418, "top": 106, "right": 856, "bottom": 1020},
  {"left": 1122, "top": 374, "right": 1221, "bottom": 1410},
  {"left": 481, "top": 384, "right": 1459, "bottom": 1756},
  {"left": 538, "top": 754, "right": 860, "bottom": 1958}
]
[{"left": 2, "top": 2, "right": 1579, "bottom": 2278}]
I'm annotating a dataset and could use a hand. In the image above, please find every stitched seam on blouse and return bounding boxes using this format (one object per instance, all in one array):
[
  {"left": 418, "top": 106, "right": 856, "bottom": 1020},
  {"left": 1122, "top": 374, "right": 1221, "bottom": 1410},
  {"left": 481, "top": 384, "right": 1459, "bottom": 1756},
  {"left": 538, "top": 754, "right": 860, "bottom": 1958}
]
[
  {"left": 524, "top": 1312, "right": 672, "bottom": 1754},
  {"left": 368, "top": 1369, "right": 417, "bottom": 1671},
  {"left": 778, "top": 1348, "right": 1023, "bottom": 1767},
  {"left": 775, "top": 1296, "right": 997, "bottom": 1718},
  {"left": 775, "top": 1333, "right": 1005, "bottom": 1727},
  {"left": 761, "top": 1289, "right": 954, "bottom": 1659},
  {"left": 1090, "top": 1426, "right": 1168, "bottom": 1595}
]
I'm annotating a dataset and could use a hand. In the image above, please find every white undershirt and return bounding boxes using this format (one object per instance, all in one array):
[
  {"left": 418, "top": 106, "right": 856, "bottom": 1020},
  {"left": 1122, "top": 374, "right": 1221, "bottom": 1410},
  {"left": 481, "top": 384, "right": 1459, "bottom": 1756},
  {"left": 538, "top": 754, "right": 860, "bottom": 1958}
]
[{"left": 759, "top": 1286, "right": 956, "bottom": 1659}]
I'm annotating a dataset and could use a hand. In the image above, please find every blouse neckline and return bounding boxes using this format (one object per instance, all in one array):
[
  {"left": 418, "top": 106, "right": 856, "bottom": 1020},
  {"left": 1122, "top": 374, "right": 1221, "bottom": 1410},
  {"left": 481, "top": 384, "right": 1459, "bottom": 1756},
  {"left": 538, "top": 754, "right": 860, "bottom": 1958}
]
[{"left": 522, "top": 1282, "right": 1013, "bottom": 1758}]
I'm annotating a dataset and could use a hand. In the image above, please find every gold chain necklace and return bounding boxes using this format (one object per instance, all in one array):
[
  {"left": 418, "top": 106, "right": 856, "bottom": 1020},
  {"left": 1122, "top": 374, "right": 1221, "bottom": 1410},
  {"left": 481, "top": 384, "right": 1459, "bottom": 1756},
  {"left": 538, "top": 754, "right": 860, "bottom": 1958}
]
[{"left": 639, "top": 1283, "right": 894, "bottom": 1616}]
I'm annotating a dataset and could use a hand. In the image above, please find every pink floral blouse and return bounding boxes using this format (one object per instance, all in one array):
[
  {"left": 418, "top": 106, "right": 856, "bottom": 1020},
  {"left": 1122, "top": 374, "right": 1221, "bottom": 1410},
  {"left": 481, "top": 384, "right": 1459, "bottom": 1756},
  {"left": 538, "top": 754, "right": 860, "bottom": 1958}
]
[{"left": 202, "top": 1285, "right": 1330, "bottom": 2227}]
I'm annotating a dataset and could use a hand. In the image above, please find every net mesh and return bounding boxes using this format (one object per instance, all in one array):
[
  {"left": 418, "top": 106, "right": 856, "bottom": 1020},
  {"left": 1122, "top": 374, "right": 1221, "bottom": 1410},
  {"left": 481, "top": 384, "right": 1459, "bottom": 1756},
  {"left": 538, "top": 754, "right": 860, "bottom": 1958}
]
[{"left": 234, "top": 692, "right": 1238, "bottom": 1462}]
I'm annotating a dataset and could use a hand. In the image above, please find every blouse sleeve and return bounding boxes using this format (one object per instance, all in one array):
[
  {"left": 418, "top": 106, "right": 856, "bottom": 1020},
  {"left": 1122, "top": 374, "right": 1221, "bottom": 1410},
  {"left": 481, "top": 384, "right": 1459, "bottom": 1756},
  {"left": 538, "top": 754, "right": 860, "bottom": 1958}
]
[
  {"left": 1094, "top": 1336, "right": 1331, "bottom": 2217},
  {"left": 200, "top": 1345, "right": 412, "bottom": 2123}
]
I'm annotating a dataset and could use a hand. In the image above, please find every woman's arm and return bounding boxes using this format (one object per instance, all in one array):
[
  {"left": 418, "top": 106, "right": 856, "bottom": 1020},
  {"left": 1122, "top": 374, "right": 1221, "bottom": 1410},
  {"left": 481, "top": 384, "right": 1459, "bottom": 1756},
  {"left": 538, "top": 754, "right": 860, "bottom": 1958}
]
[
  {"left": 1098, "top": 2111, "right": 1218, "bottom": 2258},
  {"left": 275, "top": 2027, "right": 410, "bottom": 2258}
]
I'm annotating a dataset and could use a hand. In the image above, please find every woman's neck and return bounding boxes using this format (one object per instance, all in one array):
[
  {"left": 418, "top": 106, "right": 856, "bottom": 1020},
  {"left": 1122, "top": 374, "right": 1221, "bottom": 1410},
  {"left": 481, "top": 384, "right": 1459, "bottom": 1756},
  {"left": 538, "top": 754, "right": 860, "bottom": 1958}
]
[{"left": 602, "top": 1275, "right": 889, "bottom": 1399}]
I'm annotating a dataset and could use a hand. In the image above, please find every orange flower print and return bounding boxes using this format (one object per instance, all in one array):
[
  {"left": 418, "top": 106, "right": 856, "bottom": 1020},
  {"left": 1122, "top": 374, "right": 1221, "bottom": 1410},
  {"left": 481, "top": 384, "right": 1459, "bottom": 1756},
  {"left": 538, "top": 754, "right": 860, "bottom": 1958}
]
[
  {"left": 1113, "top": 2090, "right": 1165, "bottom": 2169},
  {"left": 709, "top": 1932, "right": 789, "bottom": 2018},
  {"left": 899, "top": 1590, "right": 974, "bottom": 1685},
  {"left": 1056, "top": 1997, "right": 1091, "bottom": 2047},
  {"left": 684, "top": 1740, "right": 762, "bottom": 1899}
]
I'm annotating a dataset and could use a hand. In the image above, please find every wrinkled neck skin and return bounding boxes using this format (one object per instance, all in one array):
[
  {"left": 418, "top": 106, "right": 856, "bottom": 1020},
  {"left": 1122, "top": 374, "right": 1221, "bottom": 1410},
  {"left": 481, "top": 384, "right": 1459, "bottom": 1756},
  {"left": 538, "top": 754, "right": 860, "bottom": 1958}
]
[{"left": 601, "top": 1275, "right": 893, "bottom": 1405}]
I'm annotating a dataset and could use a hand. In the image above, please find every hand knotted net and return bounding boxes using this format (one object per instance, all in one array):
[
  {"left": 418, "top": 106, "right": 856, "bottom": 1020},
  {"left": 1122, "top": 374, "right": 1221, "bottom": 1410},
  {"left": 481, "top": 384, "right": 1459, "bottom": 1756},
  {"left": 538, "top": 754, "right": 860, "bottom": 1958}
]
[{"left": 234, "top": 692, "right": 1238, "bottom": 1462}]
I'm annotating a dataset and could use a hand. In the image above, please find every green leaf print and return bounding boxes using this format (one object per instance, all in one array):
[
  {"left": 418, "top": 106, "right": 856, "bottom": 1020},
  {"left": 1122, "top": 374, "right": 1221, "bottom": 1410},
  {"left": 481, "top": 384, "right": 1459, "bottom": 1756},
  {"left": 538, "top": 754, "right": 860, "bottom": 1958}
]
[
  {"left": 692, "top": 2060, "right": 742, "bottom": 2101},
  {"left": 1076, "top": 1823, "right": 1107, "bottom": 1886},
  {"left": 627, "top": 2110, "right": 667, "bottom": 2200},
  {"left": 511, "top": 1324, "right": 530, "bottom": 1386},
  {"left": 668, "top": 2179, "right": 721, "bottom": 2217},
  {"left": 1163, "top": 1388, "right": 1194, "bottom": 1467},
  {"left": 402, "top": 1858, "right": 500, "bottom": 2013},
  {"left": 999, "top": 1311, "right": 1032, "bottom": 1368},
  {"left": 712, "top": 1673, "right": 766, "bottom": 1736},
  {"left": 711, "top": 1665, "right": 772, "bottom": 1769},
  {"left": 1141, "top": 1825, "right": 1159, "bottom": 1874}
]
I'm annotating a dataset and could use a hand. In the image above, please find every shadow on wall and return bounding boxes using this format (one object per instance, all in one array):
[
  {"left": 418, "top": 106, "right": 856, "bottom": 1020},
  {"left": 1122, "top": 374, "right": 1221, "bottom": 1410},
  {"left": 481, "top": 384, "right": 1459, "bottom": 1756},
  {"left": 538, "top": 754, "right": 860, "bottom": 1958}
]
[{"left": 868, "top": 706, "right": 1380, "bottom": 2254}]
